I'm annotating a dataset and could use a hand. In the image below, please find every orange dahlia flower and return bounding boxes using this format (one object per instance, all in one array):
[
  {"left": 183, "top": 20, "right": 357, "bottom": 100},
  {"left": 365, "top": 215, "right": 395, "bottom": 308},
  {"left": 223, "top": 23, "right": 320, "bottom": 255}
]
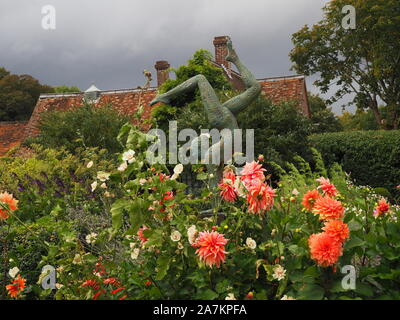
[
  {"left": 81, "top": 279, "right": 100, "bottom": 290},
  {"left": 373, "top": 198, "right": 390, "bottom": 218},
  {"left": 240, "top": 161, "right": 266, "bottom": 188},
  {"left": 301, "top": 189, "right": 321, "bottom": 211},
  {"left": 322, "top": 220, "right": 349, "bottom": 244},
  {"left": 6, "top": 274, "right": 26, "bottom": 298},
  {"left": 218, "top": 169, "right": 237, "bottom": 202},
  {"left": 103, "top": 277, "right": 121, "bottom": 287},
  {"left": 0, "top": 192, "right": 19, "bottom": 220},
  {"left": 312, "top": 197, "right": 344, "bottom": 221},
  {"left": 308, "top": 233, "right": 343, "bottom": 267},
  {"left": 316, "top": 177, "right": 338, "bottom": 197},
  {"left": 192, "top": 231, "right": 228, "bottom": 268},
  {"left": 246, "top": 183, "right": 276, "bottom": 215}
]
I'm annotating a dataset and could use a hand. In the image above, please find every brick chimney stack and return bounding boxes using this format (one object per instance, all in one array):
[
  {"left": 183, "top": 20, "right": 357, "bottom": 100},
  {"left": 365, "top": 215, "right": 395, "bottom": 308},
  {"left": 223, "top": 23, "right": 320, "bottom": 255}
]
[
  {"left": 155, "top": 60, "right": 170, "bottom": 87},
  {"left": 213, "top": 36, "right": 231, "bottom": 71}
]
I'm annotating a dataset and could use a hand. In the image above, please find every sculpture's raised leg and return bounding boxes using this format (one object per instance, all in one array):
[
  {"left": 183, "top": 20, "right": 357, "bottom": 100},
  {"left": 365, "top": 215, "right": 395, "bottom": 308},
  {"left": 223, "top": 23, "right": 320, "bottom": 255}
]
[
  {"left": 150, "top": 74, "right": 233, "bottom": 130},
  {"left": 222, "top": 39, "right": 262, "bottom": 115}
]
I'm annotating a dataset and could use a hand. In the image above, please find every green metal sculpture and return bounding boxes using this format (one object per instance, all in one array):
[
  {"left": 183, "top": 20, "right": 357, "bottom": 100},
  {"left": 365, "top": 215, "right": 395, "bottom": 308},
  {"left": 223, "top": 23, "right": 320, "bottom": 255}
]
[{"left": 150, "top": 37, "right": 261, "bottom": 188}]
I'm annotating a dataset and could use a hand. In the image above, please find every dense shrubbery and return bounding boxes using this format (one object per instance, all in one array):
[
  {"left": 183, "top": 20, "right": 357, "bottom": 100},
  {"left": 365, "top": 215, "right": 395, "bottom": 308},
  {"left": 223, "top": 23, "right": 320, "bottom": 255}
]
[
  {"left": 0, "top": 145, "right": 123, "bottom": 298},
  {"left": 25, "top": 103, "right": 131, "bottom": 154},
  {"left": 309, "top": 131, "right": 400, "bottom": 200},
  {"left": 1, "top": 124, "right": 400, "bottom": 300},
  {"left": 237, "top": 97, "right": 313, "bottom": 166}
]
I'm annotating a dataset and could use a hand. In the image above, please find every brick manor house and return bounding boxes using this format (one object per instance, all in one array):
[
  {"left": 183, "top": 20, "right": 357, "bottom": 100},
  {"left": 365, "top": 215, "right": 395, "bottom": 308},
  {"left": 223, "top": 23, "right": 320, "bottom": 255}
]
[{"left": 0, "top": 36, "right": 310, "bottom": 156}]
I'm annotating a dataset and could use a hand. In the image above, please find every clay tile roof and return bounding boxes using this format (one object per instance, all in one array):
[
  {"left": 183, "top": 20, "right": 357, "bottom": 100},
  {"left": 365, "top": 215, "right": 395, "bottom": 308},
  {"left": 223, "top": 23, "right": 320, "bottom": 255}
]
[
  {"left": 0, "top": 121, "right": 28, "bottom": 156},
  {"left": 24, "top": 88, "right": 158, "bottom": 139}
]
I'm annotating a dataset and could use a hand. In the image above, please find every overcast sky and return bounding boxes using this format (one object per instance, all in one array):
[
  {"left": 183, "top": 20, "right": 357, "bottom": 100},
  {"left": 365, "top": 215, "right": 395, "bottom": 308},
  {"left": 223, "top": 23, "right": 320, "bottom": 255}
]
[{"left": 0, "top": 0, "right": 353, "bottom": 114}]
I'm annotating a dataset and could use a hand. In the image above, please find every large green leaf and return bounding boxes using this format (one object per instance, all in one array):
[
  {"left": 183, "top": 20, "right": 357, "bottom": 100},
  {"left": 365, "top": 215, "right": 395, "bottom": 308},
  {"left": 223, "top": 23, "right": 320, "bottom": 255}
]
[
  {"left": 110, "top": 199, "right": 130, "bottom": 231},
  {"left": 155, "top": 256, "right": 170, "bottom": 281},
  {"left": 128, "top": 198, "right": 147, "bottom": 231}
]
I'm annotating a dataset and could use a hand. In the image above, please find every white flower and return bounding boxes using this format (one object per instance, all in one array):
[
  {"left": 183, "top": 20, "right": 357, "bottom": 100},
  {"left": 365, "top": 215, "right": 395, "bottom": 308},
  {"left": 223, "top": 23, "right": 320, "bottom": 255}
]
[
  {"left": 8, "top": 267, "right": 19, "bottom": 279},
  {"left": 187, "top": 225, "right": 198, "bottom": 245},
  {"left": 273, "top": 265, "right": 286, "bottom": 281},
  {"left": 271, "top": 229, "right": 277, "bottom": 237},
  {"left": 85, "top": 232, "right": 98, "bottom": 244},
  {"left": 97, "top": 171, "right": 110, "bottom": 182},
  {"left": 118, "top": 162, "right": 128, "bottom": 172},
  {"left": 86, "top": 161, "right": 94, "bottom": 168},
  {"left": 131, "top": 248, "right": 140, "bottom": 260},
  {"left": 139, "top": 178, "right": 147, "bottom": 185},
  {"left": 170, "top": 230, "right": 182, "bottom": 242},
  {"left": 72, "top": 254, "right": 82, "bottom": 265},
  {"left": 233, "top": 177, "right": 246, "bottom": 198},
  {"left": 225, "top": 293, "right": 236, "bottom": 300},
  {"left": 91, "top": 181, "right": 98, "bottom": 192},
  {"left": 281, "top": 295, "right": 295, "bottom": 300},
  {"left": 171, "top": 173, "right": 179, "bottom": 180},
  {"left": 104, "top": 191, "right": 111, "bottom": 198},
  {"left": 246, "top": 237, "right": 257, "bottom": 250},
  {"left": 125, "top": 235, "right": 134, "bottom": 241},
  {"left": 55, "top": 283, "right": 64, "bottom": 289},
  {"left": 100, "top": 183, "right": 107, "bottom": 189},
  {"left": 173, "top": 164, "right": 184, "bottom": 175},
  {"left": 122, "top": 150, "right": 136, "bottom": 164},
  {"left": 292, "top": 188, "right": 300, "bottom": 196},
  {"left": 129, "top": 242, "right": 135, "bottom": 249}
]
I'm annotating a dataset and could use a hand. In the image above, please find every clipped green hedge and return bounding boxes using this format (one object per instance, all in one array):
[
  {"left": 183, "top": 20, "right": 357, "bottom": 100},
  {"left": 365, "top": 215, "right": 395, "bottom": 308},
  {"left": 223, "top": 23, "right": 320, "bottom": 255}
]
[{"left": 309, "top": 130, "right": 400, "bottom": 197}]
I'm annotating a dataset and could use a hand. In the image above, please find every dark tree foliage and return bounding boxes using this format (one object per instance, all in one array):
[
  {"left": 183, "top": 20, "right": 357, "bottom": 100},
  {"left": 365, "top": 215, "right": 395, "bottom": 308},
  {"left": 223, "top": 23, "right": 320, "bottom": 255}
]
[
  {"left": 0, "top": 67, "right": 54, "bottom": 121},
  {"left": 151, "top": 49, "right": 232, "bottom": 133},
  {"left": 308, "top": 93, "right": 342, "bottom": 133}
]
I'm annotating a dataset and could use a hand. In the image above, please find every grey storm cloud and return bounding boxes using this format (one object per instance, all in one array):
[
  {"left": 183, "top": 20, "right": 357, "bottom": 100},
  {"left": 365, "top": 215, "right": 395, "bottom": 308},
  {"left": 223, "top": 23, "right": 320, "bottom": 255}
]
[{"left": 0, "top": 0, "right": 352, "bottom": 113}]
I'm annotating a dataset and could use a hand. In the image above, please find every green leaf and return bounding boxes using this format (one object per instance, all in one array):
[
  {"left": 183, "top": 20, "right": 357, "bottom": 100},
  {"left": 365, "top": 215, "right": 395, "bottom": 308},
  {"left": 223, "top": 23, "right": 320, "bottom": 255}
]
[
  {"left": 110, "top": 199, "right": 130, "bottom": 231},
  {"left": 304, "top": 266, "right": 319, "bottom": 278},
  {"left": 144, "top": 229, "right": 163, "bottom": 248},
  {"left": 196, "top": 289, "right": 218, "bottom": 300},
  {"left": 345, "top": 237, "right": 365, "bottom": 250},
  {"left": 196, "top": 173, "right": 208, "bottom": 180},
  {"left": 128, "top": 198, "right": 146, "bottom": 231},
  {"left": 155, "top": 256, "right": 170, "bottom": 281},
  {"left": 330, "top": 280, "right": 348, "bottom": 293},
  {"left": 297, "top": 283, "right": 325, "bottom": 300},
  {"left": 355, "top": 283, "right": 374, "bottom": 298},
  {"left": 288, "top": 244, "right": 307, "bottom": 256}
]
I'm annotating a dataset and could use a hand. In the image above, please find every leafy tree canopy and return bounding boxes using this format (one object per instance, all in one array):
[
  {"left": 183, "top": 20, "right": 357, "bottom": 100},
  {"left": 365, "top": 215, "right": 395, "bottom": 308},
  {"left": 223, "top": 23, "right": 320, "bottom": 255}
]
[
  {"left": 290, "top": 0, "right": 400, "bottom": 129},
  {"left": 308, "top": 93, "right": 342, "bottom": 133},
  {"left": 0, "top": 67, "right": 54, "bottom": 121}
]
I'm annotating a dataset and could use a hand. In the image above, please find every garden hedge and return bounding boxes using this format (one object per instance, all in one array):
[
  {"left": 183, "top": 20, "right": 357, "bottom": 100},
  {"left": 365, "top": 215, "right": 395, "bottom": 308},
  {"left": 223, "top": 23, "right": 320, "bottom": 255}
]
[{"left": 309, "top": 130, "right": 400, "bottom": 198}]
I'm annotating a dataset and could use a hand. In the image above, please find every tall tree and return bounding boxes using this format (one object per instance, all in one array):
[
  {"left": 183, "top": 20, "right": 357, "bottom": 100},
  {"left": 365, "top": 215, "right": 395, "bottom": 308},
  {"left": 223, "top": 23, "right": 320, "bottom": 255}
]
[
  {"left": 308, "top": 93, "right": 342, "bottom": 133},
  {"left": 290, "top": 0, "right": 400, "bottom": 129},
  {"left": 0, "top": 68, "right": 54, "bottom": 121}
]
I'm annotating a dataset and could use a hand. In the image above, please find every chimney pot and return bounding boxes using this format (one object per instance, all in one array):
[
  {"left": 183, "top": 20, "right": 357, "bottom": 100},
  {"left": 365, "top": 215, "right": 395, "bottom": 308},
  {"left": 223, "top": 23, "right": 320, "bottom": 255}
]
[
  {"left": 155, "top": 60, "right": 170, "bottom": 87},
  {"left": 213, "top": 36, "right": 231, "bottom": 71}
]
